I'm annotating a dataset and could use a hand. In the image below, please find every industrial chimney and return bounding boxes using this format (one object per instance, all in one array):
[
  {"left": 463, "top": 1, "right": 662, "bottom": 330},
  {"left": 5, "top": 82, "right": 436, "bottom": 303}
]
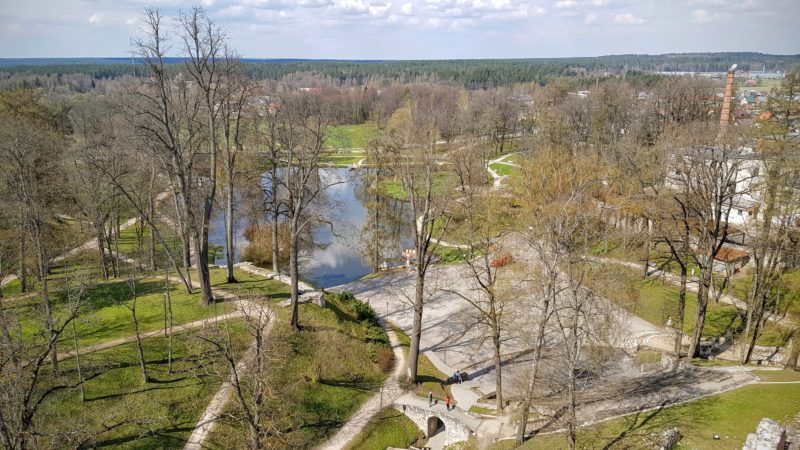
[{"left": 717, "top": 63, "right": 737, "bottom": 142}]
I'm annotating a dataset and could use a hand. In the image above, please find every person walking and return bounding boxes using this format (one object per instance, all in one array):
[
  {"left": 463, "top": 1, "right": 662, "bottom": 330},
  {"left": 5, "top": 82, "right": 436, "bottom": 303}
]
[
  {"left": 456, "top": 370, "right": 463, "bottom": 384},
  {"left": 428, "top": 391, "right": 433, "bottom": 407},
  {"left": 444, "top": 395, "right": 451, "bottom": 411}
]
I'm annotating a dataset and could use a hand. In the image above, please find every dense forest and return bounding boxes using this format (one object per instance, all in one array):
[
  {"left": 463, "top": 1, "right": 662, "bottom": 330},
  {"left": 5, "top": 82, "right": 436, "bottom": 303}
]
[{"left": 1, "top": 52, "right": 798, "bottom": 89}]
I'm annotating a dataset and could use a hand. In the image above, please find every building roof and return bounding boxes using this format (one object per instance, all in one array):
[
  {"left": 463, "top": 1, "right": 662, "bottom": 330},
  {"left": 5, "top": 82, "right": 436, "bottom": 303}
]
[{"left": 715, "top": 246, "right": 749, "bottom": 263}]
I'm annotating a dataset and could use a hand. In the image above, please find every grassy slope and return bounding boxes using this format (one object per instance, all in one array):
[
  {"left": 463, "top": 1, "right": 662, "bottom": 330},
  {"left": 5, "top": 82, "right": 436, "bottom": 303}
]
[
  {"left": 496, "top": 384, "right": 800, "bottom": 450},
  {"left": 205, "top": 292, "right": 391, "bottom": 449},
  {"left": 327, "top": 123, "right": 378, "bottom": 149},
  {"left": 10, "top": 276, "right": 237, "bottom": 348},
  {"left": 35, "top": 319, "right": 251, "bottom": 449},
  {"left": 390, "top": 323, "right": 452, "bottom": 400},
  {"left": 489, "top": 163, "right": 515, "bottom": 176},
  {"left": 344, "top": 406, "right": 422, "bottom": 450},
  {"left": 595, "top": 266, "right": 787, "bottom": 346}
]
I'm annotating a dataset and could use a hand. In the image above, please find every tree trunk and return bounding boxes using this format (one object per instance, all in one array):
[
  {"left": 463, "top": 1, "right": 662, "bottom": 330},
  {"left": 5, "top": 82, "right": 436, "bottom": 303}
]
[
  {"left": 131, "top": 297, "right": 149, "bottom": 383},
  {"left": 18, "top": 232, "right": 27, "bottom": 293},
  {"left": 194, "top": 230, "right": 213, "bottom": 306},
  {"left": 688, "top": 269, "right": 711, "bottom": 358},
  {"left": 673, "top": 265, "right": 687, "bottom": 363},
  {"left": 96, "top": 225, "right": 109, "bottom": 279},
  {"left": 406, "top": 267, "right": 425, "bottom": 382},
  {"left": 289, "top": 217, "right": 301, "bottom": 332},
  {"left": 72, "top": 321, "right": 85, "bottom": 402},
  {"left": 225, "top": 178, "right": 237, "bottom": 283},
  {"left": 270, "top": 167, "right": 280, "bottom": 275},
  {"left": 492, "top": 327, "right": 503, "bottom": 410}
]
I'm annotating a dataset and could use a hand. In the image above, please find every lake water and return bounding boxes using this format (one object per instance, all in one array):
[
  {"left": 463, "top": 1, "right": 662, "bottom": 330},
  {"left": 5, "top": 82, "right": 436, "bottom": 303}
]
[{"left": 210, "top": 168, "right": 412, "bottom": 288}]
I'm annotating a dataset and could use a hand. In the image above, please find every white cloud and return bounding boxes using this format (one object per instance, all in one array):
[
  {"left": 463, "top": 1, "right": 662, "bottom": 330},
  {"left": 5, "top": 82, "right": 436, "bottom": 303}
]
[
  {"left": 555, "top": 0, "right": 578, "bottom": 8},
  {"left": 692, "top": 8, "right": 712, "bottom": 22},
  {"left": 584, "top": 11, "right": 597, "bottom": 24},
  {"left": 400, "top": 2, "right": 413, "bottom": 14},
  {"left": 87, "top": 13, "right": 104, "bottom": 24},
  {"left": 614, "top": 12, "right": 645, "bottom": 24}
]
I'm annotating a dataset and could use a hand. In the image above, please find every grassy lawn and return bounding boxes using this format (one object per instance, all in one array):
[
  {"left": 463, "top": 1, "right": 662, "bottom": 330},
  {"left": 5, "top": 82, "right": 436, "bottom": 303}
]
[
  {"left": 0, "top": 277, "right": 22, "bottom": 297},
  {"left": 206, "top": 292, "right": 392, "bottom": 449},
  {"left": 320, "top": 154, "right": 367, "bottom": 166},
  {"left": 116, "top": 219, "right": 189, "bottom": 267},
  {"left": 33, "top": 319, "right": 252, "bottom": 449},
  {"left": 495, "top": 384, "right": 800, "bottom": 450},
  {"left": 489, "top": 163, "right": 515, "bottom": 177},
  {"left": 381, "top": 178, "right": 408, "bottom": 201},
  {"left": 344, "top": 406, "right": 423, "bottom": 450},
  {"left": 10, "top": 276, "right": 237, "bottom": 349},
  {"left": 327, "top": 123, "right": 379, "bottom": 149},
  {"left": 209, "top": 267, "right": 291, "bottom": 301},
  {"left": 595, "top": 266, "right": 787, "bottom": 346},
  {"left": 754, "top": 369, "right": 800, "bottom": 382},
  {"left": 390, "top": 323, "right": 452, "bottom": 401}
]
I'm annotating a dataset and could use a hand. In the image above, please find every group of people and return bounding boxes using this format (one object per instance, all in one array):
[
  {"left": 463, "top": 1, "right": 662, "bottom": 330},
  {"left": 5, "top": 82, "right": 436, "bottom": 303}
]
[{"left": 427, "top": 391, "right": 455, "bottom": 411}]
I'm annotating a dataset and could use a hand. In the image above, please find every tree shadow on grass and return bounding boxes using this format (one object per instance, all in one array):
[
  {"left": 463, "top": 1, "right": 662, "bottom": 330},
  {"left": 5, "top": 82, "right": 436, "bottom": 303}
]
[{"left": 86, "top": 425, "right": 195, "bottom": 449}]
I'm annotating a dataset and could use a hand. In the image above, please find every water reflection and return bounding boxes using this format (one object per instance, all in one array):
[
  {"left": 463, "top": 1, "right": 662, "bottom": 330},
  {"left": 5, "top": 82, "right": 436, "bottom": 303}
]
[{"left": 210, "top": 168, "right": 412, "bottom": 288}]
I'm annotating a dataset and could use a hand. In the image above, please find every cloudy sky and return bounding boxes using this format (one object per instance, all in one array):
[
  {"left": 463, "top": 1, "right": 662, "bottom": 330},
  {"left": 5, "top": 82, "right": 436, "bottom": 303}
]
[{"left": 1, "top": 0, "right": 798, "bottom": 59}]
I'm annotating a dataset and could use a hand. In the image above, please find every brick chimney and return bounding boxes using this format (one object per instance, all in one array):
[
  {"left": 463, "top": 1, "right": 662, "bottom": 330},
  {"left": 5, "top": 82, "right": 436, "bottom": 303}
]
[{"left": 717, "top": 64, "right": 737, "bottom": 143}]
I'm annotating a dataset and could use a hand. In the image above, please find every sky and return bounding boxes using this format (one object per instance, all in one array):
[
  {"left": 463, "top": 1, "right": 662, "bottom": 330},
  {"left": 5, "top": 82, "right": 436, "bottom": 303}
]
[{"left": 1, "top": 0, "right": 798, "bottom": 59}]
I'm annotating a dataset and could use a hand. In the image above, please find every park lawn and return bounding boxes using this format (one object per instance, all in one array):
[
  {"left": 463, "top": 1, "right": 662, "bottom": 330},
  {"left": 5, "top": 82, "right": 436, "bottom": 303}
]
[
  {"left": 390, "top": 323, "right": 453, "bottom": 401},
  {"left": 754, "top": 369, "right": 800, "bottom": 382},
  {"left": 10, "top": 276, "right": 236, "bottom": 349},
  {"left": 327, "top": 123, "right": 379, "bottom": 149},
  {"left": 381, "top": 178, "right": 408, "bottom": 201},
  {"left": 0, "top": 277, "right": 22, "bottom": 297},
  {"left": 33, "top": 318, "right": 252, "bottom": 449},
  {"left": 489, "top": 162, "right": 515, "bottom": 177},
  {"left": 494, "top": 384, "right": 800, "bottom": 450},
  {"left": 206, "top": 292, "right": 391, "bottom": 449},
  {"left": 321, "top": 154, "right": 367, "bottom": 166},
  {"left": 115, "top": 219, "right": 187, "bottom": 267},
  {"left": 597, "top": 266, "right": 787, "bottom": 346},
  {"left": 209, "top": 267, "right": 291, "bottom": 301},
  {"left": 344, "top": 406, "right": 423, "bottom": 450}
]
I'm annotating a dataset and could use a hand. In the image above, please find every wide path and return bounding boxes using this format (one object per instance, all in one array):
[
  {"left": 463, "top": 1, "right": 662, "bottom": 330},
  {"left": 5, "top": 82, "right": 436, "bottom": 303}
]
[{"left": 317, "top": 327, "right": 406, "bottom": 450}]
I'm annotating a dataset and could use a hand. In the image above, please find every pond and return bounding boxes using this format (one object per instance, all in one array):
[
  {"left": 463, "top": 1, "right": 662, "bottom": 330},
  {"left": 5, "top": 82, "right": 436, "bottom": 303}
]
[{"left": 210, "top": 168, "right": 413, "bottom": 289}]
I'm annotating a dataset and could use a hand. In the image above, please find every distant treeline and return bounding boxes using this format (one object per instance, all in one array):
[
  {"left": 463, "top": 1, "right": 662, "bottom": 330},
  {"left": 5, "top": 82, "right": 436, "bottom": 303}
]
[{"left": 1, "top": 52, "right": 798, "bottom": 88}]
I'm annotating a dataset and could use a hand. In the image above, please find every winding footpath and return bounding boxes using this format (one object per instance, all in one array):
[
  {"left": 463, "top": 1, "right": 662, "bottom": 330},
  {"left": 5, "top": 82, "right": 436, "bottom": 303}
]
[{"left": 318, "top": 327, "right": 406, "bottom": 450}]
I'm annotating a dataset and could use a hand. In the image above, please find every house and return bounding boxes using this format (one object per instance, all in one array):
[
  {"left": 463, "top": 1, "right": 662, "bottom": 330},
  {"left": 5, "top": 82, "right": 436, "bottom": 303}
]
[{"left": 713, "top": 246, "right": 750, "bottom": 273}]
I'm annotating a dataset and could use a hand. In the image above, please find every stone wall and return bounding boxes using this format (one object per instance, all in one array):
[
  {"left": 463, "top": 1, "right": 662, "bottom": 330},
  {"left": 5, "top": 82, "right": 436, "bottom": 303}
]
[{"left": 393, "top": 404, "right": 472, "bottom": 446}]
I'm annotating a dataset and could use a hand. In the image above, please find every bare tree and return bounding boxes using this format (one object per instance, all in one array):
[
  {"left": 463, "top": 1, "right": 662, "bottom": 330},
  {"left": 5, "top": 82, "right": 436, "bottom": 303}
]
[
  {"left": 275, "top": 93, "right": 336, "bottom": 331},
  {"left": 385, "top": 96, "right": 453, "bottom": 382},
  {"left": 741, "top": 68, "right": 800, "bottom": 363}
]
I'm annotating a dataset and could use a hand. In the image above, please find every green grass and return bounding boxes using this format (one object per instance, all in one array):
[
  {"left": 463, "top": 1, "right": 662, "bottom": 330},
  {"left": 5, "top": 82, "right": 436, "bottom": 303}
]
[
  {"left": 344, "top": 406, "right": 423, "bottom": 450},
  {"left": 206, "top": 292, "right": 391, "bottom": 449},
  {"left": 33, "top": 319, "right": 252, "bottom": 449},
  {"left": 209, "top": 267, "right": 291, "bottom": 300},
  {"left": 0, "top": 277, "right": 22, "bottom": 297},
  {"left": 116, "top": 220, "right": 186, "bottom": 267},
  {"left": 595, "top": 266, "right": 787, "bottom": 346},
  {"left": 754, "top": 369, "right": 800, "bottom": 382},
  {"left": 469, "top": 405, "right": 499, "bottom": 416},
  {"left": 326, "top": 123, "right": 379, "bottom": 149},
  {"left": 320, "top": 154, "right": 367, "bottom": 166},
  {"left": 497, "top": 384, "right": 800, "bottom": 450},
  {"left": 634, "top": 350, "right": 663, "bottom": 364},
  {"left": 10, "top": 276, "right": 237, "bottom": 348},
  {"left": 381, "top": 179, "right": 408, "bottom": 201},
  {"left": 390, "top": 323, "right": 452, "bottom": 400},
  {"left": 489, "top": 163, "right": 515, "bottom": 177}
]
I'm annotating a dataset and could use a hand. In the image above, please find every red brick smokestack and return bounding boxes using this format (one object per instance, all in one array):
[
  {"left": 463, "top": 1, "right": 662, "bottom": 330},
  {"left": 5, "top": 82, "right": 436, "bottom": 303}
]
[{"left": 717, "top": 64, "right": 737, "bottom": 143}]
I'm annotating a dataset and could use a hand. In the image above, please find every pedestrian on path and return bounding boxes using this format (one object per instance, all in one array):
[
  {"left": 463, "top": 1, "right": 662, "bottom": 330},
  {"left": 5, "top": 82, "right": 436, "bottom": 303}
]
[
  {"left": 445, "top": 395, "right": 451, "bottom": 411},
  {"left": 456, "top": 370, "right": 463, "bottom": 384},
  {"left": 428, "top": 391, "right": 433, "bottom": 407}
]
